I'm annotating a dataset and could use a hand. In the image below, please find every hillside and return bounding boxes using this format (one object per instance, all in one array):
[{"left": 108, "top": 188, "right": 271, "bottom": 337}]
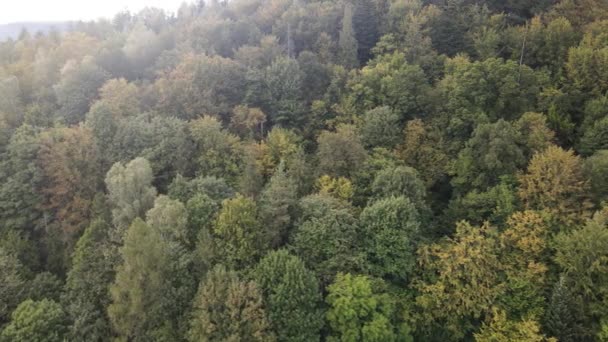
[
  {"left": 1, "top": 0, "right": 608, "bottom": 341},
  {"left": 0, "top": 21, "right": 71, "bottom": 40}
]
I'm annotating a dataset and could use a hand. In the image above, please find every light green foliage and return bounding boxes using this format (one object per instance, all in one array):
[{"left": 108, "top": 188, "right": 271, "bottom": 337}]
[
  {"left": 326, "top": 273, "right": 410, "bottom": 342},
  {"left": 416, "top": 221, "right": 503, "bottom": 338},
  {"left": 108, "top": 218, "right": 193, "bottom": 341},
  {"left": 146, "top": 195, "right": 188, "bottom": 244},
  {"left": 0, "top": 299, "right": 67, "bottom": 342},
  {"left": 349, "top": 52, "right": 430, "bottom": 120},
  {"left": 438, "top": 56, "right": 541, "bottom": 145},
  {"left": 105, "top": 157, "right": 157, "bottom": 232},
  {"left": 253, "top": 250, "right": 323, "bottom": 342},
  {"left": 190, "top": 116, "right": 242, "bottom": 183},
  {"left": 474, "top": 309, "right": 555, "bottom": 342},
  {"left": 188, "top": 265, "right": 275, "bottom": 342},
  {"left": 360, "top": 196, "right": 420, "bottom": 282},
  {"left": 554, "top": 209, "right": 608, "bottom": 320},
  {"left": 213, "top": 195, "right": 266, "bottom": 270}
]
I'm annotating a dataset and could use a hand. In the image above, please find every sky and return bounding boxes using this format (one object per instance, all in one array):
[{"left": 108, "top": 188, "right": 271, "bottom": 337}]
[{"left": 0, "top": 0, "right": 184, "bottom": 24}]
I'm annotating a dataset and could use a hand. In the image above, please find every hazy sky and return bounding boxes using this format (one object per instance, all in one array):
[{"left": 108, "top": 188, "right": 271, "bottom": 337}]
[{"left": 0, "top": 0, "right": 184, "bottom": 24}]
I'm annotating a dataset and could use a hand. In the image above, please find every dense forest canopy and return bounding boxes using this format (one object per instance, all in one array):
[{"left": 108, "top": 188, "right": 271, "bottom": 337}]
[{"left": 2, "top": 0, "right": 608, "bottom": 340}]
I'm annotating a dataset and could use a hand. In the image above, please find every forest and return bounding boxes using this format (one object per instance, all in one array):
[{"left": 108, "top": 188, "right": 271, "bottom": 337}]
[{"left": 1, "top": 0, "right": 608, "bottom": 340}]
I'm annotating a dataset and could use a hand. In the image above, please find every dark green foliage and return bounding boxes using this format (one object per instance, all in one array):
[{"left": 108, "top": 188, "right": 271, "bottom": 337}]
[
  {"left": 360, "top": 196, "right": 420, "bottom": 282},
  {"left": 0, "top": 125, "right": 43, "bottom": 233},
  {"left": 361, "top": 106, "right": 402, "bottom": 148},
  {"left": 63, "top": 219, "right": 113, "bottom": 341},
  {"left": 353, "top": 0, "right": 380, "bottom": 64},
  {"left": 451, "top": 120, "right": 526, "bottom": 194},
  {"left": 259, "top": 162, "right": 298, "bottom": 248},
  {"left": 253, "top": 250, "right": 324, "bottom": 342},
  {"left": 291, "top": 208, "right": 364, "bottom": 284},
  {"left": 371, "top": 166, "right": 428, "bottom": 215},
  {"left": 0, "top": 248, "right": 26, "bottom": 325},
  {"left": 544, "top": 276, "right": 586, "bottom": 342},
  {"left": 584, "top": 150, "right": 608, "bottom": 204}
]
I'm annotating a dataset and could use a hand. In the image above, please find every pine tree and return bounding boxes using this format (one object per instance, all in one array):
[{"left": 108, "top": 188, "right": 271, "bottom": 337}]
[
  {"left": 339, "top": 3, "right": 359, "bottom": 69},
  {"left": 544, "top": 276, "right": 585, "bottom": 342},
  {"left": 259, "top": 161, "right": 297, "bottom": 248},
  {"left": 63, "top": 219, "right": 113, "bottom": 341},
  {"left": 353, "top": 0, "right": 380, "bottom": 64}
]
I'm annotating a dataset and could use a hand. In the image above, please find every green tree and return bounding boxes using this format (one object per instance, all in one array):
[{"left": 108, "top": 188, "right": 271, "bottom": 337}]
[
  {"left": 554, "top": 209, "right": 608, "bottom": 323},
  {"left": 544, "top": 275, "right": 586, "bottom": 342},
  {"left": 326, "top": 273, "right": 410, "bottom": 342},
  {"left": 145, "top": 195, "right": 188, "bottom": 244},
  {"left": 259, "top": 162, "right": 298, "bottom": 248},
  {"left": 108, "top": 218, "right": 193, "bottom": 341},
  {"left": 348, "top": 52, "right": 431, "bottom": 121},
  {"left": 291, "top": 209, "right": 363, "bottom": 284},
  {"left": 338, "top": 3, "right": 359, "bottom": 69},
  {"left": 360, "top": 106, "right": 401, "bottom": 149},
  {"left": 213, "top": 195, "right": 266, "bottom": 270},
  {"left": 583, "top": 150, "right": 608, "bottom": 204},
  {"left": 253, "top": 250, "right": 323, "bottom": 342},
  {"left": 452, "top": 120, "right": 526, "bottom": 194},
  {"left": 579, "top": 116, "right": 608, "bottom": 156},
  {"left": 62, "top": 219, "right": 113, "bottom": 341},
  {"left": 0, "top": 125, "right": 43, "bottom": 233},
  {"left": 0, "top": 248, "right": 26, "bottom": 325},
  {"left": 188, "top": 265, "right": 275, "bottom": 342},
  {"left": 360, "top": 196, "right": 420, "bottom": 283},
  {"left": 105, "top": 157, "right": 157, "bottom": 233},
  {"left": 0, "top": 299, "right": 67, "bottom": 342},
  {"left": 189, "top": 116, "right": 242, "bottom": 183},
  {"left": 54, "top": 56, "right": 110, "bottom": 125},
  {"left": 371, "top": 166, "right": 428, "bottom": 215},
  {"left": 474, "top": 308, "right": 555, "bottom": 342},
  {"left": 317, "top": 124, "right": 367, "bottom": 178},
  {"left": 353, "top": 0, "right": 380, "bottom": 64}
]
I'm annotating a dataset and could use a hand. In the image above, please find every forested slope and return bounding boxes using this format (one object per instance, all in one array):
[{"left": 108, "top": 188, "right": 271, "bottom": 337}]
[{"left": 1, "top": 0, "right": 608, "bottom": 341}]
